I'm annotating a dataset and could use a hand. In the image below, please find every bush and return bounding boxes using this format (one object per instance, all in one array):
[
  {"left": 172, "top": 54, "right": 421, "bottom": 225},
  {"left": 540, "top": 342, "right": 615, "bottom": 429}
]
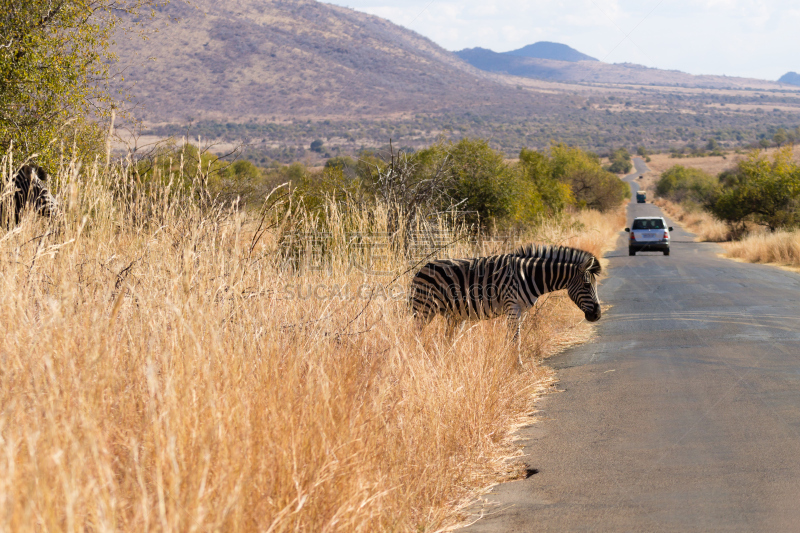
[
  {"left": 655, "top": 165, "right": 719, "bottom": 205},
  {"left": 606, "top": 147, "right": 632, "bottom": 174},
  {"left": 548, "top": 144, "right": 629, "bottom": 212},
  {"left": 436, "top": 139, "right": 518, "bottom": 226},
  {"left": 289, "top": 139, "right": 626, "bottom": 231},
  {"left": 710, "top": 148, "right": 800, "bottom": 231},
  {"left": 227, "top": 160, "right": 262, "bottom": 180},
  {"left": 516, "top": 149, "right": 573, "bottom": 220}
]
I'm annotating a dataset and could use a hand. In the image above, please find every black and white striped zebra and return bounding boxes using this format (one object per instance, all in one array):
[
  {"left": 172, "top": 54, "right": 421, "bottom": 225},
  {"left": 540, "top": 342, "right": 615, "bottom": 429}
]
[
  {"left": 409, "top": 244, "right": 602, "bottom": 338},
  {"left": 1, "top": 164, "right": 60, "bottom": 225}
]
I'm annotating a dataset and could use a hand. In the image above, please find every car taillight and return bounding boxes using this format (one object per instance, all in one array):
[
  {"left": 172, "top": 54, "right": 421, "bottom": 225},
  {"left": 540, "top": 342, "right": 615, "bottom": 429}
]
[
  {"left": 630, "top": 233, "right": 635, "bottom": 240},
  {"left": 664, "top": 232, "right": 669, "bottom": 239}
]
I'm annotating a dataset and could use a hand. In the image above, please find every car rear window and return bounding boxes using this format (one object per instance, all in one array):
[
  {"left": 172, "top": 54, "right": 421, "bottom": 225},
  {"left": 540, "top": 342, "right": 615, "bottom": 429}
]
[{"left": 632, "top": 219, "right": 665, "bottom": 230}]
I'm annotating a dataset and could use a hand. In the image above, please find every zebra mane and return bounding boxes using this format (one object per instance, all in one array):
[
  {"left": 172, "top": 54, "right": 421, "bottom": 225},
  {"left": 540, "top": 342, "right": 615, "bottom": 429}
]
[{"left": 512, "top": 244, "right": 601, "bottom": 274}]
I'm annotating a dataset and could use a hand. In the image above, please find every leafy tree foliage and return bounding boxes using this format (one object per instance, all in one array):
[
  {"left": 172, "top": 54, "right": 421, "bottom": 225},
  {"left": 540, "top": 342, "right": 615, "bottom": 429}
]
[
  {"left": 287, "top": 139, "right": 627, "bottom": 230},
  {"left": 437, "top": 139, "right": 517, "bottom": 225},
  {"left": 655, "top": 165, "right": 719, "bottom": 206},
  {"left": 606, "top": 147, "right": 632, "bottom": 174},
  {"left": 547, "top": 144, "right": 629, "bottom": 211},
  {"left": 227, "top": 160, "right": 261, "bottom": 180},
  {"left": 710, "top": 148, "right": 800, "bottom": 231},
  {"left": 0, "top": 0, "right": 163, "bottom": 163},
  {"left": 517, "top": 148, "right": 573, "bottom": 218}
]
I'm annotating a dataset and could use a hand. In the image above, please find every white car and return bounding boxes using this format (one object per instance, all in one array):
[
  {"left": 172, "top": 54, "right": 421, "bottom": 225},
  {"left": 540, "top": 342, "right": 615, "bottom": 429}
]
[{"left": 625, "top": 217, "right": 673, "bottom": 256}]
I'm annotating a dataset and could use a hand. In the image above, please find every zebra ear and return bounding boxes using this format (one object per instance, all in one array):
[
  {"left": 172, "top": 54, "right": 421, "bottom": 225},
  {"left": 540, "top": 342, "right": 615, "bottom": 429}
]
[
  {"left": 579, "top": 256, "right": 601, "bottom": 275},
  {"left": 32, "top": 165, "right": 47, "bottom": 181}
]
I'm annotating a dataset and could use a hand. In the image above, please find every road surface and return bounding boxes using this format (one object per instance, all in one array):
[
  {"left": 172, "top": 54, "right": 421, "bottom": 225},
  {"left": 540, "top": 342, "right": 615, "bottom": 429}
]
[{"left": 461, "top": 158, "right": 800, "bottom": 532}]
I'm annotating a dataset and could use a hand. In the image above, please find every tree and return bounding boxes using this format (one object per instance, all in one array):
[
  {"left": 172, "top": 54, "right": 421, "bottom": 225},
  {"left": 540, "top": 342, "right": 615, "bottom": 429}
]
[
  {"left": 773, "top": 128, "right": 788, "bottom": 147},
  {"left": 655, "top": 165, "right": 719, "bottom": 205},
  {"left": 516, "top": 148, "right": 572, "bottom": 220},
  {"left": 710, "top": 148, "right": 800, "bottom": 231},
  {"left": 441, "top": 139, "right": 516, "bottom": 226},
  {"left": 0, "top": 0, "right": 165, "bottom": 164},
  {"left": 227, "top": 160, "right": 261, "bottom": 180},
  {"left": 547, "top": 144, "right": 627, "bottom": 212},
  {"left": 606, "top": 147, "right": 632, "bottom": 174}
]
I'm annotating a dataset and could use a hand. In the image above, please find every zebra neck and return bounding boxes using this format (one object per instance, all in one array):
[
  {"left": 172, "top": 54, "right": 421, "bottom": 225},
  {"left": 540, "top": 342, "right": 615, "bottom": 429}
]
[{"left": 522, "top": 258, "right": 574, "bottom": 295}]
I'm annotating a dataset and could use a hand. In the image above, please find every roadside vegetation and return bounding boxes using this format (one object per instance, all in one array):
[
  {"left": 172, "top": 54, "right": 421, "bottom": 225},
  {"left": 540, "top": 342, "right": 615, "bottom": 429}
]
[
  {"left": 654, "top": 147, "right": 800, "bottom": 266},
  {"left": 2, "top": 13, "right": 628, "bottom": 522},
  {"left": 604, "top": 147, "right": 633, "bottom": 174},
  {"left": 0, "top": 136, "right": 625, "bottom": 530}
]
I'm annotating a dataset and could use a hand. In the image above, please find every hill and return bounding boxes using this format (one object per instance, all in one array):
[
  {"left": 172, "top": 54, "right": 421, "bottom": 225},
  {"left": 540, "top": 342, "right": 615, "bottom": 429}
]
[
  {"left": 455, "top": 45, "right": 785, "bottom": 89},
  {"left": 111, "top": 0, "right": 535, "bottom": 122},
  {"left": 505, "top": 42, "right": 597, "bottom": 62},
  {"left": 779, "top": 72, "right": 800, "bottom": 86},
  {"left": 109, "top": 0, "right": 800, "bottom": 162}
]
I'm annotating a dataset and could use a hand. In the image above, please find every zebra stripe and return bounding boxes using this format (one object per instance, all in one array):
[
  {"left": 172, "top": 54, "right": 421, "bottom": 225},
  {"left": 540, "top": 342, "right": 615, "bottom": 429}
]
[
  {"left": 1, "top": 164, "right": 60, "bottom": 225},
  {"left": 409, "top": 244, "right": 602, "bottom": 336}
]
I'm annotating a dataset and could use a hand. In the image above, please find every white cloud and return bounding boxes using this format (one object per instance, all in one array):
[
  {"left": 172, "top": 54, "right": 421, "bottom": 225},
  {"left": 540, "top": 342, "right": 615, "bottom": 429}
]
[{"left": 328, "top": 0, "right": 800, "bottom": 79}]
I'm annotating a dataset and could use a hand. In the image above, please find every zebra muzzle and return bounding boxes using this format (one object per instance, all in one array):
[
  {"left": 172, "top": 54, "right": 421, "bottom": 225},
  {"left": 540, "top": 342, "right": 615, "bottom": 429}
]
[{"left": 584, "top": 303, "right": 601, "bottom": 322}]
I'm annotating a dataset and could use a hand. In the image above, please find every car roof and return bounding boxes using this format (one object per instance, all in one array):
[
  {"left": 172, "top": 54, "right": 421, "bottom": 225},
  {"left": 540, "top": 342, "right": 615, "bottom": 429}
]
[{"left": 632, "top": 216, "right": 665, "bottom": 220}]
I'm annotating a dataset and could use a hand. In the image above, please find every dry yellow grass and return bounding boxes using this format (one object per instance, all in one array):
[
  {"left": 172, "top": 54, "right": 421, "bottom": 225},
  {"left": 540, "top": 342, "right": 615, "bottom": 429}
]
[
  {"left": 0, "top": 155, "right": 623, "bottom": 531},
  {"left": 653, "top": 198, "right": 731, "bottom": 242},
  {"left": 723, "top": 231, "right": 800, "bottom": 268},
  {"left": 646, "top": 152, "right": 737, "bottom": 176}
]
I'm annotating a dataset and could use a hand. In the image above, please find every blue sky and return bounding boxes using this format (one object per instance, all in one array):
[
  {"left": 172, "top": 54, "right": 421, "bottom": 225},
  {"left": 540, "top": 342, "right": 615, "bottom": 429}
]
[{"left": 326, "top": 0, "right": 798, "bottom": 80}]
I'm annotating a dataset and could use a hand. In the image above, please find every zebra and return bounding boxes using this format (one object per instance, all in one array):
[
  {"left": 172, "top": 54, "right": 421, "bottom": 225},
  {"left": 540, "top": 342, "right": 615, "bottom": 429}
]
[
  {"left": 1, "top": 164, "right": 60, "bottom": 226},
  {"left": 409, "top": 244, "right": 602, "bottom": 343}
]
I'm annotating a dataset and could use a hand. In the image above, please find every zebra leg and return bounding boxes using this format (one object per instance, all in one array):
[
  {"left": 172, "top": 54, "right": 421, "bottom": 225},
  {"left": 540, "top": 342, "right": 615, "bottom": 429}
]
[
  {"left": 506, "top": 304, "right": 524, "bottom": 368},
  {"left": 445, "top": 315, "right": 464, "bottom": 339},
  {"left": 412, "top": 308, "right": 435, "bottom": 333}
]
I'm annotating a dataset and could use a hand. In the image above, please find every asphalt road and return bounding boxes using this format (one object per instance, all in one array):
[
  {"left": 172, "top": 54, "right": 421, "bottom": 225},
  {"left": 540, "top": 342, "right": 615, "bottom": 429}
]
[{"left": 461, "top": 158, "right": 800, "bottom": 532}]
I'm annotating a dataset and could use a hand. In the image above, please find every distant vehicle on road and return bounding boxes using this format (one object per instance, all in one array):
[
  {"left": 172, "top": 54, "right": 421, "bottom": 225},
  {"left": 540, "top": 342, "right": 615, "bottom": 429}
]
[
  {"left": 636, "top": 191, "right": 647, "bottom": 203},
  {"left": 638, "top": 175, "right": 643, "bottom": 179},
  {"left": 626, "top": 217, "right": 673, "bottom": 256}
]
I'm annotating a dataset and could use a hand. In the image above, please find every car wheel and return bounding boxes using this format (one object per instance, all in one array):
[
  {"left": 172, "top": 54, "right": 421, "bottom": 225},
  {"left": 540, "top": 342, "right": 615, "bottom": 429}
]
[
  {"left": 663, "top": 249, "right": 670, "bottom": 256},
  {"left": 629, "top": 249, "right": 635, "bottom": 256}
]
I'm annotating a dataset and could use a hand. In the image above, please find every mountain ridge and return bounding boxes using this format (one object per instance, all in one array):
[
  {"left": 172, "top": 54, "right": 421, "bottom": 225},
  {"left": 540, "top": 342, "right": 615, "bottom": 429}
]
[
  {"left": 111, "top": 0, "right": 537, "bottom": 122},
  {"left": 779, "top": 72, "right": 800, "bottom": 86},
  {"left": 454, "top": 43, "right": 785, "bottom": 88},
  {"left": 504, "top": 41, "right": 597, "bottom": 62}
]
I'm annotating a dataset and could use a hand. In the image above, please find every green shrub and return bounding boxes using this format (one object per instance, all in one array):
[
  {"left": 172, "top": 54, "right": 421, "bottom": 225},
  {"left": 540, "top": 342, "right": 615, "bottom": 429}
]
[
  {"left": 289, "top": 139, "right": 626, "bottom": 230},
  {"left": 548, "top": 144, "right": 629, "bottom": 211},
  {"left": 606, "top": 147, "right": 633, "bottom": 174},
  {"left": 227, "top": 160, "right": 262, "bottom": 180},
  {"left": 655, "top": 165, "right": 719, "bottom": 205},
  {"left": 710, "top": 148, "right": 800, "bottom": 231}
]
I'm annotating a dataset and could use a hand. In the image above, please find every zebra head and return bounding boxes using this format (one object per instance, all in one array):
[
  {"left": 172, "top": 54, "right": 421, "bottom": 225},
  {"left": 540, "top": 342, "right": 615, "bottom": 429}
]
[
  {"left": 567, "top": 255, "right": 601, "bottom": 322},
  {"left": 13, "top": 164, "right": 60, "bottom": 221}
]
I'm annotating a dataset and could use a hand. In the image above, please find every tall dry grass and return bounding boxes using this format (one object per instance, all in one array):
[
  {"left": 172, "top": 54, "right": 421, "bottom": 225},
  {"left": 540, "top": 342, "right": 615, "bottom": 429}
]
[
  {"left": 0, "top": 153, "right": 623, "bottom": 531},
  {"left": 653, "top": 198, "right": 731, "bottom": 242},
  {"left": 723, "top": 230, "right": 800, "bottom": 267}
]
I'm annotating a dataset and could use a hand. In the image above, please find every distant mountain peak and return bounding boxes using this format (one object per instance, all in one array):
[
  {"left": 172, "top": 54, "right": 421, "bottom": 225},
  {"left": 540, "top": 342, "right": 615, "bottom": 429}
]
[
  {"left": 779, "top": 72, "right": 800, "bottom": 86},
  {"left": 505, "top": 42, "right": 597, "bottom": 62}
]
